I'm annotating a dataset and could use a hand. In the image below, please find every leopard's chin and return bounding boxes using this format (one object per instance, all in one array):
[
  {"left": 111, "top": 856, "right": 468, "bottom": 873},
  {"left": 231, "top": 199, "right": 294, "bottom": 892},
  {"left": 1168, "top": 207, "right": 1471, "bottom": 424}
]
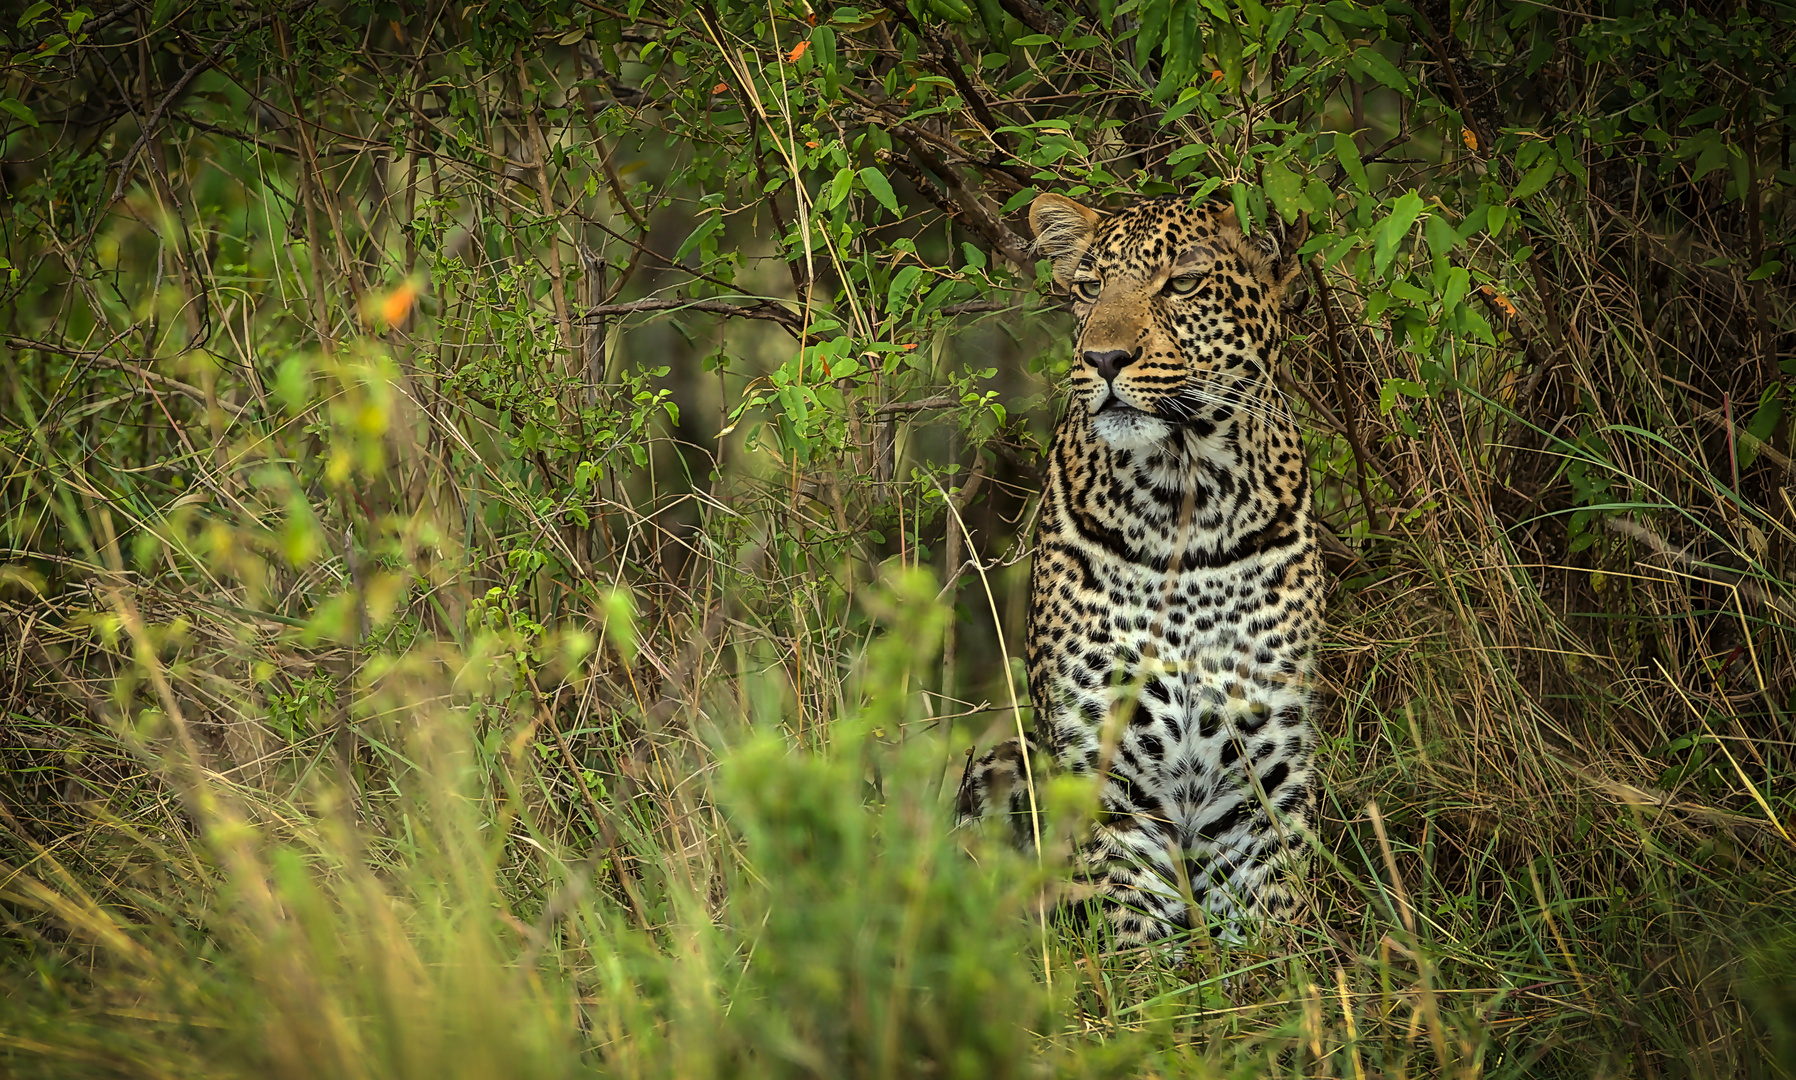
[{"left": 1091, "top": 406, "right": 1173, "bottom": 450}]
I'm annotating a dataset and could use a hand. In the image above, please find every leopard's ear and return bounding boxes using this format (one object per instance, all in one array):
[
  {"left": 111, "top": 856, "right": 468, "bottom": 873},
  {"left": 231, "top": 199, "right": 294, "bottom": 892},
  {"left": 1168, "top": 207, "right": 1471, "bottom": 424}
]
[
  {"left": 1030, "top": 193, "right": 1103, "bottom": 287},
  {"left": 1217, "top": 206, "right": 1307, "bottom": 292}
]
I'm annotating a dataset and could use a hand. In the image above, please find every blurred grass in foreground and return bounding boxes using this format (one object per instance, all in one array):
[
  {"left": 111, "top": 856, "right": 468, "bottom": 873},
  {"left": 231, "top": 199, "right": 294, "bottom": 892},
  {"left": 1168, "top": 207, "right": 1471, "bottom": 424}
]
[{"left": 0, "top": 553, "right": 1052, "bottom": 1080}]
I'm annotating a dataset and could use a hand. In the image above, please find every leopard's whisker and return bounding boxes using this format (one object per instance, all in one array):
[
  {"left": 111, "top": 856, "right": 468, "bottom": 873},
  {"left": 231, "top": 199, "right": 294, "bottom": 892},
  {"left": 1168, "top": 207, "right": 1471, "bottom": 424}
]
[{"left": 1164, "top": 379, "right": 1294, "bottom": 430}]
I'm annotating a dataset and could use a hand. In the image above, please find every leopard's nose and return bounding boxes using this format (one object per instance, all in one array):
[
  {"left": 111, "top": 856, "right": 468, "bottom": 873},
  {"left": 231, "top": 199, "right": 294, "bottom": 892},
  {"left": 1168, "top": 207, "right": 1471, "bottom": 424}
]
[{"left": 1083, "top": 348, "right": 1138, "bottom": 383}]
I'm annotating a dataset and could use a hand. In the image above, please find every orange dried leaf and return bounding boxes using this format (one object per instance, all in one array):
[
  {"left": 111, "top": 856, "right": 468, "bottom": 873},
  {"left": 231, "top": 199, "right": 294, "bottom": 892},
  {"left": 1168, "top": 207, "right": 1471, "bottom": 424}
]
[
  {"left": 381, "top": 280, "right": 420, "bottom": 325},
  {"left": 787, "top": 40, "right": 810, "bottom": 62},
  {"left": 1210, "top": 69, "right": 1225, "bottom": 82},
  {"left": 805, "top": 141, "right": 819, "bottom": 148},
  {"left": 712, "top": 82, "right": 729, "bottom": 94},
  {"left": 1478, "top": 285, "right": 1515, "bottom": 316}
]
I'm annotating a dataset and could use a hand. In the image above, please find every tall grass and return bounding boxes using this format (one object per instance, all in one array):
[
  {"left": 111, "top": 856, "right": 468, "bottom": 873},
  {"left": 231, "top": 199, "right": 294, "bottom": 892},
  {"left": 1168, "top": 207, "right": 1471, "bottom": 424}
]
[
  {"left": 5, "top": 324, "right": 1793, "bottom": 1078},
  {"left": 5, "top": 0, "right": 1796, "bottom": 1076}
]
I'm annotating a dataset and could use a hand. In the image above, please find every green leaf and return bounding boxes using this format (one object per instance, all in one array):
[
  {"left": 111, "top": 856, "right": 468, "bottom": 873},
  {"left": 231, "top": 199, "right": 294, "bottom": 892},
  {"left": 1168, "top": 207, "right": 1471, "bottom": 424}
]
[
  {"left": 673, "top": 211, "right": 722, "bottom": 261},
  {"left": 1262, "top": 160, "right": 1304, "bottom": 223},
  {"left": 16, "top": 1, "right": 50, "bottom": 28},
  {"left": 1013, "top": 33, "right": 1053, "bottom": 46},
  {"left": 1454, "top": 204, "right": 1489, "bottom": 243},
  {"left": 926, "top": 0, "right": 975, "bottom": 22},
  {"left": 0, "top": 98, "right": 38, "bottom": 128},
  {"left": 1457, "top": 303, "right": 1496, "bottom": 345},
  {"left": 1379, "top": 377, "right": 1429, "bottom": 413},
  {"left": 1747, "top": 390, "right": 1783, "bottom": 442},
  {"left": 1303, "top": 178, "right": 1336, "bottom": 217},
  {"left": 1747, "top": 260, "right": 1784, "bottom": 282},
  {"left": 1266, "top": 4, "right": 1298, "bottom": 46},
  {"left": 1509, "top": 155, "right": 1558, "bottom": 200},
  {"left": 917, "top": 278, "right": 961, "bottom": 316},
  {"left": 1739, "top": 389, "right": 1785, "bottom": 468},
  {"left": 1230, "top": 183, "right": 1253, "bottom": 237},
  {"left": 1439, "top": 265, "right": 1470, "bottom": 312},
  {"left": 574, "top": 461, "right": 600, "bottom": 493},
  {"left": 1189, "top": 176, "right": 1224, "bottom": 202},
  {"left": 1161, "top": 90, "right": 1205, "bottom": 126},
  {"left": 975, "top": 0, "right": 1009, "bottom": 41},
  {"left": 1373, "top": 191, "right": 1425, "bottom": 277},
  {"left": 1388, "top": 279, "right": 1430, "bottom": 304},
  {"left": 886, "top": 265, "right": 925, "bottom": 317},
  {"left": 1137, "top": 0, "right": 1167, "bottom": 61},
  {"left": 1324, "top": 1, "right": 1384, "bottom": 29},
  {"left": 1691, "top": 135, "right": 1731, "bottom": 181},
  {"left": 1424, "top": 214, "right": 1458, "bottom": 260},
  {"left": 1000, "top": 187, "right": 1037, "bottom": 215},
  {"left": 1350, "top": 49, "right": 1409, "bottom": 93},
  {"left": 826, "top": 167, "right": 855, "bottom": 211},
  {"left": 1684, "top": 104, "right": 1727, "bottom": 128},
  {"left": 1335, "top": 131, "right": 1367, "bottom": 191},
  {"left": 859, "top": 167, "right": 901, "bottom": 215},
  {"left": 1553, "top": 133, "right": 1587, "bottom": 184}
]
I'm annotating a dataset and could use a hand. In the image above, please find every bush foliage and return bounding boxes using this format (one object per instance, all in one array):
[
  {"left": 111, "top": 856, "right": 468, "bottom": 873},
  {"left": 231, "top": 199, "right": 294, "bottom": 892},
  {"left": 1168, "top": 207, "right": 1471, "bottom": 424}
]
[{"left": 3, "top": 0, "right": 1796, "bottom": 1075}]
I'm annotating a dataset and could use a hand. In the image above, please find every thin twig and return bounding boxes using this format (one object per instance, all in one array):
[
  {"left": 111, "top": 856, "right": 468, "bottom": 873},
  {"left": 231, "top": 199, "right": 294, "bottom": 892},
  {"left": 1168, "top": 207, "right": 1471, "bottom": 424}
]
[
  {"left": 576, "top": 296, "right": 803, "bottom": 329},
  {"left": 4, "top": 338, "right": 247, "bottom": 417},
  {"left": 1308, "top": 264, "right": 1380, "bottom": 534},
  {"left": 1605, "top": 516, "right": 1796, "bottom": 621},
  {"left": 875, "top": 396, "right": 959, "bottom": 415}
]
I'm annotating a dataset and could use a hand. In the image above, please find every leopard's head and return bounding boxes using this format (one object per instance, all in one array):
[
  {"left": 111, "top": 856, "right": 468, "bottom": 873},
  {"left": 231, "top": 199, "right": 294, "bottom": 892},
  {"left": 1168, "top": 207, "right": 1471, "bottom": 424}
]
[{"left": 1030, "top": 193, "right": 1304, "bottom": 451}]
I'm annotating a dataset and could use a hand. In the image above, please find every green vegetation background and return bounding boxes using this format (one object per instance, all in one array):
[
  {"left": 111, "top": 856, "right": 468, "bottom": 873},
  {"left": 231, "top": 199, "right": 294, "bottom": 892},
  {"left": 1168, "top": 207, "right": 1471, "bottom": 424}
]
[{"left": 3, "top": 0, "right": 1795, "bottom": 1075}]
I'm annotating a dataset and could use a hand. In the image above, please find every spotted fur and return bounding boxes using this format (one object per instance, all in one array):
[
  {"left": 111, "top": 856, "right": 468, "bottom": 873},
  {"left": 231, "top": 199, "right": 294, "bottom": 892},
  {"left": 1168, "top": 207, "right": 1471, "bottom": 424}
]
[{"left": 957, "top": 193, "right": 1322, "bottom": 949}]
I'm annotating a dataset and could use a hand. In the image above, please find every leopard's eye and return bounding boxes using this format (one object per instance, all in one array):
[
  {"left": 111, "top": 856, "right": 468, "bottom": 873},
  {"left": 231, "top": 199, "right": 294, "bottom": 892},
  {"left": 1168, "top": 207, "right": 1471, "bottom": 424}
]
[
  {"left": 1165, "top": 274, "right": 1201, "bottom": 296},
  {"left": 1071, "top": 278, "right": 1103, "bottom": 302}
]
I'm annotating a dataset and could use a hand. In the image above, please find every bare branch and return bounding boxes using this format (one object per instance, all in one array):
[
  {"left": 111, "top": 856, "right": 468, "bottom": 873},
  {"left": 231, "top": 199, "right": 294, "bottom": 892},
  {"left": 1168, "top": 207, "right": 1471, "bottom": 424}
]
[
  {"left": 875, "top": 396, "right": 960, "bottom": 415},
  {"left": 7, "top": 338, "right": 248, "bottom": 417},
  {"left": 578, "top": 297, "right": 804, "bottom": 330}
]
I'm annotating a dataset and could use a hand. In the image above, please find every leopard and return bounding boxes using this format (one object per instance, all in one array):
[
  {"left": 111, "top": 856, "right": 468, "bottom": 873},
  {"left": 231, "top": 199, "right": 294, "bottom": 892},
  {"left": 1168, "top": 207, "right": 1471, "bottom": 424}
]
[{"left": 956, "top": 191, "right": 1323, "bottom": 951}]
